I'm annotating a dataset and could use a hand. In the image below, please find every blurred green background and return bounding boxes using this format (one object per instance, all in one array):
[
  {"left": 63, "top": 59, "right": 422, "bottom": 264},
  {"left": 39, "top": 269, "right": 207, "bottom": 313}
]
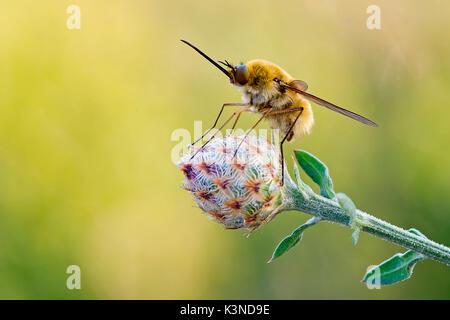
[{"left": 0, "top": 0, "right": 449, "bottom": 299}]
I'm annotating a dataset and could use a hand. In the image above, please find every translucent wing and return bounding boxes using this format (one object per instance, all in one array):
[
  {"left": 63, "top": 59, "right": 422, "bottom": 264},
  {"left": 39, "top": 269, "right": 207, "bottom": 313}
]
[
  {"left": 289, "top": 80, "right": 308, "bottom": 91},
  {"left": 282, "top": 82, "right": 378, "bottom": 127}
]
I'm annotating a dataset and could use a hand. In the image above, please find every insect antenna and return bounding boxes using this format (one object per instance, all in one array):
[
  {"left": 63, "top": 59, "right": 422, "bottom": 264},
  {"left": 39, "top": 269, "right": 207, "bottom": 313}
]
[
  {"left": 218, "top": 60, "right": 236, "bottom": 74},
  {"left": 218, "top": 60, "right": 234, "bottom": 69}
]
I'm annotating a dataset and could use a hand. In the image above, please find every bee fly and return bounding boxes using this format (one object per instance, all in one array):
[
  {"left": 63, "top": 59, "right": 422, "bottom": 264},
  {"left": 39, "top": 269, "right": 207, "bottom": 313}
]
[{"left": 182, "top": 40, "right": 377, "bottom": 185}]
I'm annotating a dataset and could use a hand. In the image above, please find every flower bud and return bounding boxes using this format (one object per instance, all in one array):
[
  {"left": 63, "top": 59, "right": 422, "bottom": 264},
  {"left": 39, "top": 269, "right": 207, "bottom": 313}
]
[{"left": 178, "top": 136, "right": 283, "bottom": 230}]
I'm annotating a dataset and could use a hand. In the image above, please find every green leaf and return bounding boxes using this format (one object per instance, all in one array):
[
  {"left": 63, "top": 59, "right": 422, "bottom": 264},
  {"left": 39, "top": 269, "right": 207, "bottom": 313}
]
[
  {"left": 362, "top": 229, "right": 427, "bottom": 287},
  {"left": 291, "top": 156, "right": 312, "bottom": 199},
  {"left": 292, "top": 156, "right": 302, "bottom": 188},
  {"left": 351, "top": 229, "right": 360, "bottom": 246},
  {"left": 362, "top": 251, "right": 425, "bottom": 287},
  {"left": 294, "top": 150, "right": 335, "bottom": 199},
  {"left": 336, "top": 193, "right": 356, "bottom": 222},
  {"left": 408, "top": 228, "right": 428, "bottom": 239},
  {"left": 336, "top": 193, "right": 360, "bottom": 245},
  {"left": 268, "top": 217, "right": 320, "bottom": 263}
]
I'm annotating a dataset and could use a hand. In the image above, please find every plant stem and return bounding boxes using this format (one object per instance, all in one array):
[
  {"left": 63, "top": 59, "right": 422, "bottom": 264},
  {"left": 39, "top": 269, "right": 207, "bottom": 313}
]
[{"left": 282, "top": 178, "right": 450, "bottom": 265}]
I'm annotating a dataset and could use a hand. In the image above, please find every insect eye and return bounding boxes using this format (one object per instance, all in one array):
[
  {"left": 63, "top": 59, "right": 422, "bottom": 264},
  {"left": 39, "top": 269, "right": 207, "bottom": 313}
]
[{"left": 234, "top": 64, "right": 249, "bottom": 85}]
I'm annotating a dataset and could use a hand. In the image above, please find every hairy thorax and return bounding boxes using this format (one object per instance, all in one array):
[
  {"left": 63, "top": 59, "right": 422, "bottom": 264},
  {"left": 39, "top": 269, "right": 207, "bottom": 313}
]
[
  {"left": 232, "top": 59, "right": 314, "bottom": 140},
  {"left": 235, "top": 59, "right": 294, "bottom": 112}
]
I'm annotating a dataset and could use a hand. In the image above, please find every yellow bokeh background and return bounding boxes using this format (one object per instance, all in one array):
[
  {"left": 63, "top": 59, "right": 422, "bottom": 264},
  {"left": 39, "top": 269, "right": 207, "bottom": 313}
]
[{"left": 0, "top": 0, "right": 449, "bottom": 299}]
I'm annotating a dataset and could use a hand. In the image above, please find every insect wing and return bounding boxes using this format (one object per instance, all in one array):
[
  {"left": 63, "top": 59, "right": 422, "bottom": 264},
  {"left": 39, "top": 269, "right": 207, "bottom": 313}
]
[
  {"left": 289, "top": 80, "right": 308, "bottom": 91},
  {"left": 282, "top": 83, "right": 378, "bottom": 127}
]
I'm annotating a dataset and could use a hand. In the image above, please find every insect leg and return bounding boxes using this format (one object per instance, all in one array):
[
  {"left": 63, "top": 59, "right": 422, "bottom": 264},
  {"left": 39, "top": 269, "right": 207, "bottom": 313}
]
[
  {"left": 230, "top": 112, "right": 242, "bottom": 131},
  {"left": 267, "top": 107, "right": 304, "bottom": 116},
  {"left": 233, "top": 108, "right": 272, "bottom": 158},
  {"left": 191, "top": 106, "right": 249, "bottom": 159},
  {"left": 192, "top": 103, "right": 248, "bottom": 145},
  {"left": 245, "top": 107, "right": 306, "bottom": 233},
  {"left": 278, "top": 107, "right": 304, "bottom": 186}
]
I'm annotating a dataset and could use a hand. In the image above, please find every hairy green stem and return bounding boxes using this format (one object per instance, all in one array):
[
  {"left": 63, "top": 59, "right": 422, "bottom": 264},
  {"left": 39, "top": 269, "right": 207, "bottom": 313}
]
[{"left": 281, "top": 176, "right": 450, "bottom": 265}]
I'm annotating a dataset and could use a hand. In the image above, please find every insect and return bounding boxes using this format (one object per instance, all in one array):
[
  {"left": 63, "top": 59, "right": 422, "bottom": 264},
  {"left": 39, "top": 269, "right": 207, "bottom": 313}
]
[{"left": 182, "top": 40, "right": 377, "bottom": 185}]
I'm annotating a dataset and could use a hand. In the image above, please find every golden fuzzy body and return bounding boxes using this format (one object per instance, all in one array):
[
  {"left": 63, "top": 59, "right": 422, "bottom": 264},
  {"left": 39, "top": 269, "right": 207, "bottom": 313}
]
[{"left": 232, "top": 59, "right": 314, "bottom": 141}]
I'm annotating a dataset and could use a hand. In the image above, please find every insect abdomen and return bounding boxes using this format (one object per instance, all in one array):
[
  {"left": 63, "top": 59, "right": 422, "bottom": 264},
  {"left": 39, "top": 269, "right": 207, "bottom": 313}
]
[
  {"left": 291, "top": 98, "right": 314, "bottom": 140},
  {"left": 266, "top": 97, "right": 314, "bottom": 141}
]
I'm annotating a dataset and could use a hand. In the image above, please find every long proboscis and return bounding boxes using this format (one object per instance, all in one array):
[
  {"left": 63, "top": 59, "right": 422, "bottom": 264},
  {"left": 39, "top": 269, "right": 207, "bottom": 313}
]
[
  {"left": 181, "top": 40, "right": 231, "bottom": 79},
  {"left": 282, "top": 84, "right": 378, "bottom": 127}
]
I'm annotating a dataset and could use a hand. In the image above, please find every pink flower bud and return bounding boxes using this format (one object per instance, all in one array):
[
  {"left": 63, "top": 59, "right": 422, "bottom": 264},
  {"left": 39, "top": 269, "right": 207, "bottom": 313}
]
[{"left": 178, "top": 136, "right": 283, "bottom": 230}]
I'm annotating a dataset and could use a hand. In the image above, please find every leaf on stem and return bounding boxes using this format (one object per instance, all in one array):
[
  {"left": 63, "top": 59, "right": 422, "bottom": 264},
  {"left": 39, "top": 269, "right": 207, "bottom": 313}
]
[
  {"left": 291, "top": 156, "right": 312, "bottom": 199},
  {"left": 293, "top": 150, "right": 336, "bottom": 200},
  {"left": 362, "top": 229, "right": 428, "bottom": 287},
  {"left": 268, "top": 217, "right": 321, "bottom": 263},
  {"left": 337, "top": 193, "right": 360, "bottom": 245}
]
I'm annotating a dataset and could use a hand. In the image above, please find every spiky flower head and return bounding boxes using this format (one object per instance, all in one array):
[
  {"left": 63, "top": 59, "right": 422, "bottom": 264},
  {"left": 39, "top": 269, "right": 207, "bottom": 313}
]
[{"left": 178, "top": 135, "right": 284, "bottom": 230}]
